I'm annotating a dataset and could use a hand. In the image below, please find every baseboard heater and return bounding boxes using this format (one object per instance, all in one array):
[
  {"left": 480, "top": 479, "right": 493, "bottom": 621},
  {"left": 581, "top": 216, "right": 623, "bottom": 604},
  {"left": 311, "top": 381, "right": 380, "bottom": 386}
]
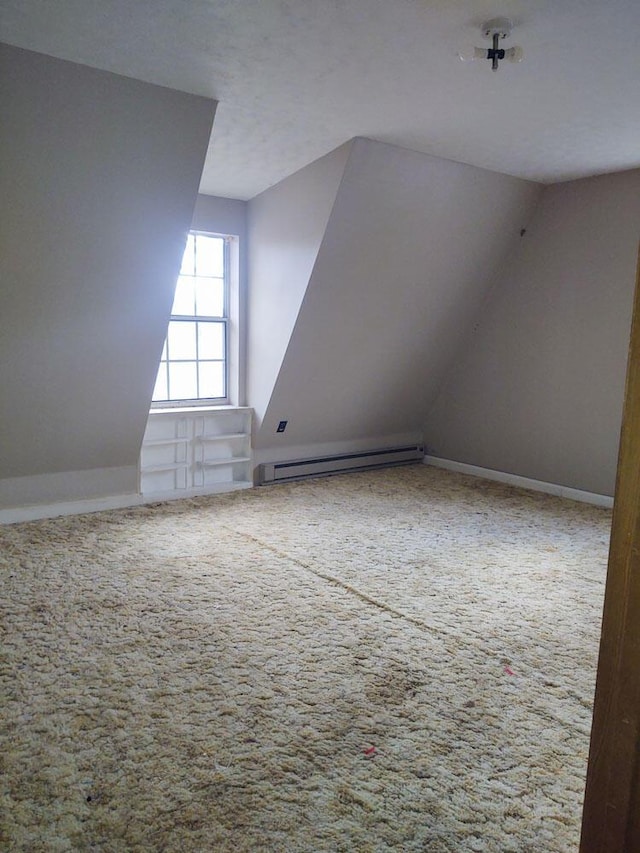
[{"left": 259, "top": 445, "right": 424, "bottom": 484}]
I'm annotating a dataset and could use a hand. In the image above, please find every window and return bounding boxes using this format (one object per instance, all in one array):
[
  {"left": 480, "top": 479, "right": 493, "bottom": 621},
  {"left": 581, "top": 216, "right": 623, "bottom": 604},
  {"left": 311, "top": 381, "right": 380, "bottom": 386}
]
[{"left": 152, "top": 232, "right": 231, "bottom": 406}]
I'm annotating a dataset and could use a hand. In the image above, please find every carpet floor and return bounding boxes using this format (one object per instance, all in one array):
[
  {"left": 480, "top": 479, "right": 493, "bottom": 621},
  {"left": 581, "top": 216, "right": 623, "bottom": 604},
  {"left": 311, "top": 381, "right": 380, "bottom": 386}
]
[{"left": 0, "top": 465, "right": 611, "bottom": 852}]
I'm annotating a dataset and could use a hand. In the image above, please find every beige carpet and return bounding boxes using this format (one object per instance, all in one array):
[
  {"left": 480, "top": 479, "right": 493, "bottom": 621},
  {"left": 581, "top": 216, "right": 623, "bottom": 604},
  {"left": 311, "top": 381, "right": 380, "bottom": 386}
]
[{"left": 0, "top": 465, "right": 611, "bottom": 852}]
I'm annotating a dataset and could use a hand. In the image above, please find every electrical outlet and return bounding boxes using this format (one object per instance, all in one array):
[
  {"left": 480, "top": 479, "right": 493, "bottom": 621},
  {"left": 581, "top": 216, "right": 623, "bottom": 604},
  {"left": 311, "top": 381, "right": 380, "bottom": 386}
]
[{"left": 277, "top": 420, "right": 288, "bottom": 433}]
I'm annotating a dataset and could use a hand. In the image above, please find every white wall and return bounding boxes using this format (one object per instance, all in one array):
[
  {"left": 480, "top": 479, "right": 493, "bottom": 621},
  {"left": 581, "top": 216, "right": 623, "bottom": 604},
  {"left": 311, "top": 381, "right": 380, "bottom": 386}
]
[
  {"left": 0, "top": 45, "right": 215, "bottom": 507},
  {"left": 424, "top": 169, "right": 640, "bottom": 496},
  {"left": 192, "top": 194, "right": 246, "bottom": 237},
  {"left": 246, "top": 141, "right": 353, "bottom": 427},
  {"left": 254, "top": 138, "right": 541, "bottom": 461}
]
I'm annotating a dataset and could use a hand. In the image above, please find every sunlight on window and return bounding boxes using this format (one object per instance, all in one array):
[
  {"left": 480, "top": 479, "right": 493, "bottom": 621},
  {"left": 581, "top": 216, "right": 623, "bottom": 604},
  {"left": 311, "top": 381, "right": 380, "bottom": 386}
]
[{"left": 152, "top": 232, "right": 228, "bottom": 405}]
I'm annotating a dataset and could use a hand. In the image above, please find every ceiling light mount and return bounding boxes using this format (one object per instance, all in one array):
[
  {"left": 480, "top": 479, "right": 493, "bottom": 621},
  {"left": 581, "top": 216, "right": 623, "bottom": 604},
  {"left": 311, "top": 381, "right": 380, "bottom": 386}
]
[
  {"left": 459, "top": 17, "right": 523, "bottom": 72},
  {"left": 482, "top": 17, "right": 513, "bottom": 41}
]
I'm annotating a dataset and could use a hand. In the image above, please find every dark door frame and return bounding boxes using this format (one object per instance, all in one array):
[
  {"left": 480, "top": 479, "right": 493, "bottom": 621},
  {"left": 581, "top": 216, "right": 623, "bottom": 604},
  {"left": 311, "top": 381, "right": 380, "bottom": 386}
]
[{"left": 580, "top": 245, "right": 640, "bottom": 851}]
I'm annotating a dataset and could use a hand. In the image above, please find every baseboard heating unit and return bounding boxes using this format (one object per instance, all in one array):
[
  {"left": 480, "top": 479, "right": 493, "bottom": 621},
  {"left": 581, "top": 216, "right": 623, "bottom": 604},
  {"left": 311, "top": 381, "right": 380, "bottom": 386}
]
[{"left": 259, "top": 445, "right": 424, "bottom": 484}]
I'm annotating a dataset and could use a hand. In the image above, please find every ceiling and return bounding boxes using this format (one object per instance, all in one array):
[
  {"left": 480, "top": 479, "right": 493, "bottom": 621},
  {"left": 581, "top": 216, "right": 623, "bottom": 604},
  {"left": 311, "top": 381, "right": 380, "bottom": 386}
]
[{"left": 2, "top": 0, "right": 639, "bottom": 200}]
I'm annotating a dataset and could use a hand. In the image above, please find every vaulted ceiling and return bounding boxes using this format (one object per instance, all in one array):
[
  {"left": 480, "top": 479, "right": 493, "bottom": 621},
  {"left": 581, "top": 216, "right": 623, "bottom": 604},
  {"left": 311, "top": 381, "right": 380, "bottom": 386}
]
[{"left": 2, "top": 0, "right": 639, "bottom": 199}]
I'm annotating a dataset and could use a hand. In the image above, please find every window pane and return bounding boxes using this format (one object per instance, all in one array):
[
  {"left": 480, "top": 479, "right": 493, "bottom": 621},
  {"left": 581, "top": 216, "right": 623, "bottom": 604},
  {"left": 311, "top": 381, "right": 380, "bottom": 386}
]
[
  {"left": 160, "top": 340, "right": 167, "bottom": 360},
  {"left": 152, "top": 363, "right": 168, "bottom": 401},
  {"left": 198, "top": 322, "right": 225, "bottom": 360},
  {"left": 195, "top": 235, "right": 224, "bottom": 277},
  {"left": 169, "top": 362, "right": 198, "bottom": 400},
  {"left": 172, "top": 276, "right": 195, "bottom": 315},
  {"left": 167, "top": 321, "right": 197, "bottom": 360},
  {"left": 195, "top": 277, "right": 224, "bottom": 317},
  {"left": 180, "top": 234, "right": 195, "bottom": 276},
  {"left": 198, "top": 361, "right": 225, "bottom": 399}
]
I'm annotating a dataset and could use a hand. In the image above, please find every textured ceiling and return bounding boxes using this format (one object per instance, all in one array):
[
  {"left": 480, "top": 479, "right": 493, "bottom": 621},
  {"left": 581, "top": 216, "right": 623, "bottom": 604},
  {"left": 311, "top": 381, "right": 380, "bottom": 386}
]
[{"left": 2, "top": 0, "right": 639, "bottom": 199}]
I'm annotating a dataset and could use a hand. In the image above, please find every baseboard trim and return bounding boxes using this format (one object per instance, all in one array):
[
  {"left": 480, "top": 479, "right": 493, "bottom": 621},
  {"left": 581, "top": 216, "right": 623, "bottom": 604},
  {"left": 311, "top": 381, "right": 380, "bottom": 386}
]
[
  {"left": 424, "top": 456, "right": 614, "bottom": 509},
  {"left": 0, "top": 494, "right": 146, "bottom": 525},
  {"left": 0, "top": 482, "right": 255, "bottom": 525},
  {"left": 1, "top": 458, "right": 613, "bottom": 523}
]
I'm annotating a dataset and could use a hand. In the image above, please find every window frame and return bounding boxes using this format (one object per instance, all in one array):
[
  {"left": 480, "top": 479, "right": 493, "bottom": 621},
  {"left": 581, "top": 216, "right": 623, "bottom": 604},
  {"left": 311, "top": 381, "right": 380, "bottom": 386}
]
[{"left": 151, "top": 230, "right": 232, "bottom": 409}]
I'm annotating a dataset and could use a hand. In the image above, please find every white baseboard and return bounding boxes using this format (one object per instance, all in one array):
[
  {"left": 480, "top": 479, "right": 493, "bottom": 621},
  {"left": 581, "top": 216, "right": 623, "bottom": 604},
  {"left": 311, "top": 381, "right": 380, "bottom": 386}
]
[
  {"left": 2, "top": 457, "right": 612, "bottom": 524},
  {"left": 424, "top": 456, "right": 614, "bottom": 509},
  {"left": 0, "top": 493, "right": 146, "bottom": 525},
  {"left": 0, "top": 466, "right": 142, "bottom": 524},
  {"left": 0, "top": 482, "right": 256, "bottom": 525},
  {"left": 0, "top": 465, "right": 138, "bottom": 507}
]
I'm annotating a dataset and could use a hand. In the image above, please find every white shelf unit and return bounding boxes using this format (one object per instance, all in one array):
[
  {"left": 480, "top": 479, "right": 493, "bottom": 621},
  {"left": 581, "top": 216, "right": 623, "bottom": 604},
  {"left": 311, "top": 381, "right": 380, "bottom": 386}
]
[{"left": 139, "top": 408, "right": 252, "bottom": 500}]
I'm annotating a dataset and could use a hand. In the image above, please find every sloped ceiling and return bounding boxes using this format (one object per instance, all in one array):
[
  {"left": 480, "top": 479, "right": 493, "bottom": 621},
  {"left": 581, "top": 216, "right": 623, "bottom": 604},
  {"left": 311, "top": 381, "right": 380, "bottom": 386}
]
[
  {"left": 1, "top": 1, "right": 640, "bottom": 199},
  {"left": 252, "top": 138, "right": 542, "bottom": 453},
  {"left": 0, "top": 45, "right": 216, "bottom": 480}
]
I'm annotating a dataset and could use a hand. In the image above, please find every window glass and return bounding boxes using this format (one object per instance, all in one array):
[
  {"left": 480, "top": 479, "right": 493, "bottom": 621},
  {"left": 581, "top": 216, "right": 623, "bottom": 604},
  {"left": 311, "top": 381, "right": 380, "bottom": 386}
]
[
  {"left": 172, "top": 276, "right": 196, "bottom": 315},
  {"left": 180, "top": 234, "right": 196, "bottom": 276},
  {"left": 169, "top": 362, "right": 198, "bottom": 400},
  {"left": 197, "top": 322, "right": 225, "bottom": 360},
  {"left": 196, "top": 236, "right": 224, "bottom": 277},
  {"left": 195, "top": 278, "right": 224, "bottom": 317},
  {"left": 167, "top": 322, "right": 197, "bottom": 361},
  {"left": 198, "top": 362, "right": 225, "bottom": 399},
  {"left": 152, "top": 366, "right": 168, "bottom": 401}
]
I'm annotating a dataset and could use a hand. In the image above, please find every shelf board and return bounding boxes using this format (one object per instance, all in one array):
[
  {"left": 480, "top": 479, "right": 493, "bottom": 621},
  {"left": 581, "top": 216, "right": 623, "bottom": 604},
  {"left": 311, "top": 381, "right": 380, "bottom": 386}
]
[
  {"left": 198, "top": 456, "right": 251, "bottom": 468},
  {"left": 141, "top": 480, "right": 253, "bottom": 500},
  {"left": 142, "top": 437, "right": 189, "bottom": 446},
  {"left": 149, "top": 406, "right": 252, "bottom": 416},
  {"left": 140, "top": 462, "right": 189, "bottom": 473},
  {"left": 198, "top": 433, "right": 249, "bottom": 442}
]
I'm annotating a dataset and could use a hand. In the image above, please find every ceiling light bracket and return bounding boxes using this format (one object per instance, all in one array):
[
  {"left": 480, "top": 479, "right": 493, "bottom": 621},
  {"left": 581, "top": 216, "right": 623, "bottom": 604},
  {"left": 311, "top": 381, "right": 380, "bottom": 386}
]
[
  {"left": 459, "top": 17, "right": 523, "bottom": 72},
  {"left": 483, "top": 18, "right": 514, "bottom": 72},
  {"left": 482, "top": 18, "right": 513, "bottom": 41}
]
